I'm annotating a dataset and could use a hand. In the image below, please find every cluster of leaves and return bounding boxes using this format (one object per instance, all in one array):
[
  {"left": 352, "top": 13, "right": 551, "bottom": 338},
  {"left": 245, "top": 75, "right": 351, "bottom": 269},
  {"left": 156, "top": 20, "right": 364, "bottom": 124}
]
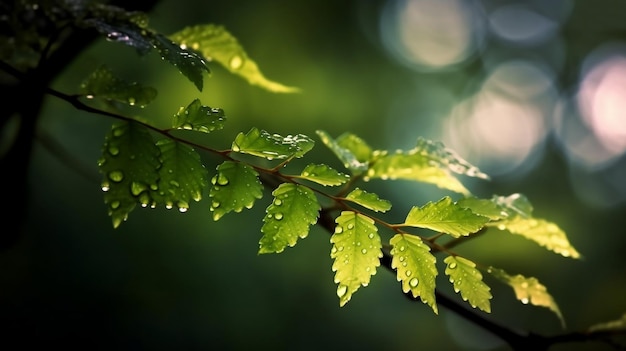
[{"left": 7, "top": 1, "right": 625, "bottom": 342}]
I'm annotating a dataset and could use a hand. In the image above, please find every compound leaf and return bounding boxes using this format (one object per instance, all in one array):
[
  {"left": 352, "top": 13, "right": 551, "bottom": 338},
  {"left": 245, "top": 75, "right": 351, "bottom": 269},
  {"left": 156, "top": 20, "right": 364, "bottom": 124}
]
[
  {"left": 98, "top": 121, "right": 160, "bottom": 228},
  {"left": 390, "top": 234, "right": 438, "bottom": 313},
  {"left": 209, "top": 161, "right": 263, "bottom": 221},
  {"left": 259, "top": 183, "right": 320, "bottom": 254},
  {"left": 492, "top": 217, "right": 581, "bottom": 259},
  {"left": 149, "top": 139, "right": 209, "bottom": 212},
  {"left": 297, "top": 164, "right": 350, "bottom": 186},
  {"left": 365, "top": 137, "right": 488, "bottom": 195},
  {"left": 316, "top": 130, "right": 368, "bottom": 173},
  {"left": 344, "top": 188, "right": 391, "bottom": 213},
  {"left": 169, "top": 24, "right": 299, "bottom": 93},
  {"left": 331, "top": 211, "right": 382, "bottom": 307},
  {"left": 401, "top": 196, "right": 489, "bottom": 237},
  {"left": 232, "top": 127, "right": 314, "bottom": 160},
  {"left": 173, "top": 98, "right": 226, "bottom": 133},
  {"left": 488, "top": 267, "right": 564, "bottom": 327},
  {"left": 444, "top": 256, "right": 492, "bottom": 313},
  {"left": 80, "top": 65, "right": 157, "bottom": 107}
]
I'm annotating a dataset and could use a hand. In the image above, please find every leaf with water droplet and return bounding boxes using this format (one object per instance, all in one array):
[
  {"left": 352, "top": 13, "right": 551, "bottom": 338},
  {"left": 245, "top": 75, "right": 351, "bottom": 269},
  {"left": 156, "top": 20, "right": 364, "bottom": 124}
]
[
  {"left": 98, "top": 121, "right": 160, "bottom": 228},
  {"left": 80, "top": 65, "right": 157, "bottom": 107},
  {"left": 316, "top": 130, "right": 368, "bottom": 173},
  {"left": 259, "top": 183, "right": 320, "bottom": 254},
  {"left": 331, "top": 211, "right": 382, "bottom": 307},
  {"left": 150, "top": 33, "right": 209, "bottom": 91},
  {"left": 173, "top": 98, "right": 226, "bottom": 133},
  {"left": 488, "top": 267, "right": 564, "bottom": 327},
  {"left": 401, "top": 196, "right": 489, "bottom": 237},
  {"left": 444, "top": 256, "right": 492, "bottom": 313},
  {"left": 169, "top": 24, "right": 299, "bottom": 93},
  {"left": 490, "top": 216, "right": 581, "bottom": 259},
  {"left": 344, "top": 187, "right": 391, "bottom": 213},
  {"left": 297, "top": 164, "right": 350, "bottom": 186},
  {"left": 149, "top": 139, "right": 208, "bottom": 211},
  {"left": 366, "top": 137, "right": 488, "bottom": 195},
  {"left": 209, "top": 161, "right": 263, "bottom": 221},
  {"left": 390, "top": 234, "right": 438, "bottom": 313},
  {"left": 232, "top": 127, "right": 314, "bottom": 160}
]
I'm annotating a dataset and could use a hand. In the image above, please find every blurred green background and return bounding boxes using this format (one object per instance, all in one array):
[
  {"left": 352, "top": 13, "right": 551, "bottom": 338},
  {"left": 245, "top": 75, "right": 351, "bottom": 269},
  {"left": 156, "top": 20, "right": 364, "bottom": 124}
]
[{"left": 2, "top": 0, "right": 626, "bottom": 350}]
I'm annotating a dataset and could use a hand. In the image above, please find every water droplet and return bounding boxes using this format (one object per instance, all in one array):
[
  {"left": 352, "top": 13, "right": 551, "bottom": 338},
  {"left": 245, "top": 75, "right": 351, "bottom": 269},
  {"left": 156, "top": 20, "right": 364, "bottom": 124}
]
[
  {"left": 334, "top": 226, "right": 343, "bottom": 234},
  {"left": 217, "top": 174, "right": 229, "bottom": 185},
  {"left": 521, "top": 297, "right": 529, "bottom": 304},
  {"left": 347, "top": 223, "right": 354, "bottom": 230},
  {"left": 177, "top": 201, "right": 189, "bottom": 212},
  {"left": 274, "top": 212, "right": 283, "bottom": 220},
  {"left": 110, "top": 201, "right": 121, "bottom": 209},
  {"left": 108, "top": 146, "right": 119, "bottom": 156},
  {"left": 212, "top": 201, "right": 221, "bottom": 208},
  {"left": 448, "top": 262, "right": 457, "bottom": 269},
  {"left": 497, "top": 224, "right": 506, "bottom": 230},
  {"left": 101, "top": 181, "right": 110, "bottom": 192},
  {"left": 368, "top": 233, "right": 374, "bottom": 239},
  {"left": 361, "top": 248, "right": 367, "bottom": 254},
  {"left": 337, "top": 246, "right": 344, "bottom": 252},
  {"left": 274, "top": 198, "right": 283, "bottom": 206},
  {"left": 130, "top": 181, "right": 148, "bottom": 196},
  {"left": 399, "top": 245, "right": 406, "bottom": 252},
  {"left": 229, "top": 55, "right": 243, "bottom": 69},
  {"left": 409, "top": 278, "right": 419, "bottom": 287},
  {"left": 331, "top": 247, "right": 337, "bottom": 254},
  {"left": 405, "top": 270, "right": 412, "bottom": 277},
  {"left": 108, "top": 170, "right": 124, "bottom": 182}
]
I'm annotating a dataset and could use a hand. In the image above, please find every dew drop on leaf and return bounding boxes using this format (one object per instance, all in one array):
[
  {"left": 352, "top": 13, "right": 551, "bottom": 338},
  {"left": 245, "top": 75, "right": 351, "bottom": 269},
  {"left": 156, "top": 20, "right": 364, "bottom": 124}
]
[
  {"left": 521, "top": 298, "right": 529, "bottom": 304},
  {"left": 108, "top": 170, "right": 124, "bottom": 182},
  {"left": 274, "top": 198, "right": 282, "bottom": 206},
  {"left": 409, "top": 278, "right": 419, "bottom": 287},
  {"left": 108, "top": 146, "right": 120, "bottom": 156},
  {"left": 448, "top": 262, "right": 457, "bottom": 269},
  {"left": 347, "top": 223, "right": 354, "bottom": 230},
  {"left": 361, "top": 248, "right": 367, "bottom": 254},
  {"left": 274, "top": 213, "right": 283, "bottom": 220},
  {"left": 337, "top": 285, "right": 348, "bottom": 298},
  {"left": 335, "top": 226, "right": 343, "bottom": 234},
  {"left": 405, "top": 270, "right": 412, "bottom": 277},
  {"left": 229, "top": 55, "right": 243, "bottom": 69}
]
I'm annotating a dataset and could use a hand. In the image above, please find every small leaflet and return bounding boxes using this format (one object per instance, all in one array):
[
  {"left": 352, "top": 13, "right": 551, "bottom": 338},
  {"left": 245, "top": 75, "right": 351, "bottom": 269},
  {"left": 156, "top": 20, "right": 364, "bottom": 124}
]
[
  {"left": 173, "top": 98, "right": 226, "bottom": 133},
  {"left": 493, "top": 216, "right": 581, "bottom": 259},
  {"left": 335, "top": 132, "right": 373, "bottom": 164},
  {"left": 316, "top": 130, "right": 369, "bottom": 173},
  {"left": 389, "top": 234, "right": 438, "bottom": 313},
  {"left": 169, "top": 24, "right": 299, "bottom": 93},
  {"left": 150, "top": 139, "right": 209, "bottom": 212},
  {"left": 209, "top": 161, "right": 263, "bottom": 221},
  {"left": 331, "top": 211, "right": 383, "bottom": 307},
  {"left": 80, "top": 65, "right": 157, "bottom": 107},
  {"left": 98, "top": 121, "right": 161, "bottom": 228},
  {"left": 150, "top": 32, "right": 210, "bottom": 91},
  {"left": 259, "top": 183, "right": 320, "bottom": 254},
  {"left": 488, "top": 267, "right": 565, "bottom": 328},
  {"left": 344, "top": 188, "right": 392, "bottom": 213},
  {"left": 588, "top": 313, "right": 626, "bottom": 332},
  {"left": 401, "top": 196, "right": 489, "bottom": 237},
  {"left": 298, "top": 164, "right": 350, "bottom": 186},
  {"left": 444, "top": 256, "right": 492, "bottom": 313},
  {"left": 232, "top": 127, "right": 314, "bottom": 160}
]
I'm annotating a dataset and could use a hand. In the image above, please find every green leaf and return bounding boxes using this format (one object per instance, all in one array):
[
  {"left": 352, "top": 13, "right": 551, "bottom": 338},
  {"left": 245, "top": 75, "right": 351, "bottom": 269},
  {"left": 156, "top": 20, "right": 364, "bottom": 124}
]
[
  {"left": 169, "top": 24, "right": 299, "bottom": 93},
  {"left": 344, "top": 188, "right": 392, "bottom": 213},
  {"left": 297, "top": 164, "right": 350, "bottom": 186},
  {"left": 232, "top": 127, "right": 314, "bottom": 160},
  {"left": 98, "top": 121, "right": 161, "bottom": 228},
  {"left": 259, "top": 183, "right": 320, "bottom": 254},
  {"left": 492, "top": 193, "right": 533, "bottom": 218},
  {"left": 588, "top": 313, "right": 626, "bottom": 332},
  {"left": 316, "top": 130, "right": 368, "bottom": 173},
  {"left": 444, "top": 256, "right": 492, "bottom": 313},
  {"left": 173, "top": 98, "right": 226, "bottom": 133},
  {"left": 389, "top": 234, "right": 438, "bottom": 313},
  {"left": 401, "top": 196, "right": 489, "bottom": 237},
  {"left": 335, "top": 132, "right": 373, "bottom": 164},
  {"left": 488, "top": 267, "right": 564, "bottom": 327},
  {"left": 492, "top": 216, "right": 581, "bottom": 259},
  {"left": 209, "top": 161, "right": 263, "bottom": 221},
  {"left": 331, "top": 211, "right": 383, "bottom": 307},
  {"left": 365, "top": 137, "right": 488, "bottom": 195},
  {"left": 149, "top": 139, "right": 209, "bottom": 212},
  {"left": 150, "top": 32, "right": 210, "bottom": 91},
  {"left": 80, "top": 65, "right": 157, "bottom": 107}
]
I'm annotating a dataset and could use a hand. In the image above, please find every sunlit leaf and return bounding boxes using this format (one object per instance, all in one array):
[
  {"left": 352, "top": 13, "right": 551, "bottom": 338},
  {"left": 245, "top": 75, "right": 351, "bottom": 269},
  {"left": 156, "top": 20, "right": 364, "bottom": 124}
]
[
  {"left": 344, "top": 188, "right": 391, "bottom": 213},
  {"left": 401, "top": 196, "right": 489, "bottom": 237},
  {"left": 259, "top": 183, "right": 320, "bottom": 254},
  {"left": 444, "top": 256, "right": 492, "bottom": 313},
  {"left": 316, "top": 130, "right": 368, "bottom": 173},
  {"left": 390, "top": 234, "right": 438, "bottom": 313},
  {"left": 98, "top": 121, "right": 160, "bottom": 228},
  {"left": 488, "top": 267, "right": 564, "bottom": 327},
  {"left": 169, "top": 24, "right": 299, "bottom": 93},
  {"left": 331, "top": 211, "right": 382, "bottom": 307},
  {"left": 588, "top": 313, "right": 626, "bottom": 332},
  {"left": 150, "top": 33, "right": 210, "bottom": 91},
  {"left": 298, "top": 164, "right": 350, "bottom": 186},
  {"left": 80, "top": 65, "right": 157, "bottom": 107},
  {"left": 232, "top": 127, "right": 314, "bottom": 160},
  {"left": 335, "top": 132, "right": 372, "bottom": 164},
  {"left": 365, "top": 137, "right": 488, "bottom": 195},
  {"left": 457, "top": 197, "right": 506, "bottom": 221},
  {"left": 492, "top": 193, "right": 533, "bottom": 218},
  {"left": 491, "top": 216, "right": 581, "bottom": 259},
  {"left": 173, "top": 98, "right": 226, "bottom": 133},
  {"left": 149, "top": 139, "right": 209, "bottom": 212},
  {"left": 209, "top": 161, "right": 263, "bottom": 221}
]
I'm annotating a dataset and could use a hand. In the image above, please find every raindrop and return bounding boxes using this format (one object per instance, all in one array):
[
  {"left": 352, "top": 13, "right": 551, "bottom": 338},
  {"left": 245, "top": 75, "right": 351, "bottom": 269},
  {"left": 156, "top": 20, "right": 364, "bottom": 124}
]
[
  {"left": 399, "top": 245, "right": 406, "bottom": 252},
  {"left": 334, "top": 226, "right": 343, "bottom": 234},
  {"left": 108, "top": 170, "right": 124, "bottom": 182},
  {"left": 361, "top": 248, "right": 367, "bottom": 254},
  {"left": 217, "top": 174, "right": 229, "bottom": 185},
  {"left": 212, "top": 201, "right": 221, "bottom": 208},
  {"left": 409, "top": 278, "right": 419, "bottom": 287},
  {"left": 347, "top": 223, "right": 354, "bottom": 230},
  {"left": 448, "top": 262, "right": 457, "bottom": 269},
  {"left": 368, "top": 233, "right": 374, "bottom": 239},
  {"left": 405, "top": 270, "right": 412, "bottom": 277},
  {"left": 229, "top": 55, "right": 243, "bottom": 69},
  {"left": 108, "top": 146, "right": 120, "bottom": 156},
  {"left": 274, "top": 198, "right": 283, "bottom": 206},
  {"left": 274, "top": 213, "right": 283, "bottom": 220},
  {"left": 521, "top": 297, "right": 529, "bottom": 304}
]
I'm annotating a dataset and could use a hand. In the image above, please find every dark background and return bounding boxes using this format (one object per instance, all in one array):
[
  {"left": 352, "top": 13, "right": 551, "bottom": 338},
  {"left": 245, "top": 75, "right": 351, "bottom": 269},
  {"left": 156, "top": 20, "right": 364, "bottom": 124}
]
[{"left": 1, "top": 0, "right": 625, "bottom": 350}]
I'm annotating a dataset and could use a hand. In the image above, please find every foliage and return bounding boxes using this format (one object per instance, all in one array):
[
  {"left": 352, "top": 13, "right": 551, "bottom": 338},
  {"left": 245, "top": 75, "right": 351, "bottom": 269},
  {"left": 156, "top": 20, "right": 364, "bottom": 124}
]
[{"left": 2, "top": 1, "right": 625, "bottom": 350}]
